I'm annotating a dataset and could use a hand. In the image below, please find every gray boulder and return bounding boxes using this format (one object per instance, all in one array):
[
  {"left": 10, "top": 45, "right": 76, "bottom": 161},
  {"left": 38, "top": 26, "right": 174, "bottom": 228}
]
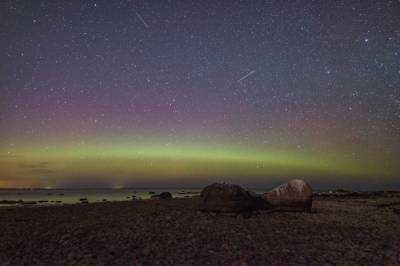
[
  {"left": 262, "top": 179, "right": 312, "bottom": 211},
  {"left": 199, "top": 183, "right": 265, "bottom": 213}
]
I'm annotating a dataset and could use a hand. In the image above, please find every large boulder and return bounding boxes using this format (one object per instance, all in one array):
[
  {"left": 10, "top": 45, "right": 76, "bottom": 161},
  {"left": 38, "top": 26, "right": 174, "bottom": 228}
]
[
  {"left": 262, "top": 179, "right": 312, "bottom": 211},
  {"left": 199, "top": 183, "right": 265, "bottom": 213}
]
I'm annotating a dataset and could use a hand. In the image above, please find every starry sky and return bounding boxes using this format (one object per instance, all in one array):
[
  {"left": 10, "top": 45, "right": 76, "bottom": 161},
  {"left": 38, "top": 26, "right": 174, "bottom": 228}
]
[{"left": 0, "top": 0, "right": 399, "bottom": 189}]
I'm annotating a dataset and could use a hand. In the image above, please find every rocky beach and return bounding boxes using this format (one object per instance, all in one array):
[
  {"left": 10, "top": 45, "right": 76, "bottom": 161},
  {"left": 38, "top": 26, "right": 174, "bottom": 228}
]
[{"left": 1, "top": 191, "right": 399, "bottom": 265}]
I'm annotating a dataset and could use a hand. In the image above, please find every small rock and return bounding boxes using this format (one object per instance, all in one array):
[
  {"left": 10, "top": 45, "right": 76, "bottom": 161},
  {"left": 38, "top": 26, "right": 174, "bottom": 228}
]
[
  {"left": 151, "top": 192, "right": 172, "bottom": 199},
  {"left": 22, "top": 201, "right": 37, "bottom": 205},
  {"left": 159, "top": 192, "right": 172, "bottom": 199}
]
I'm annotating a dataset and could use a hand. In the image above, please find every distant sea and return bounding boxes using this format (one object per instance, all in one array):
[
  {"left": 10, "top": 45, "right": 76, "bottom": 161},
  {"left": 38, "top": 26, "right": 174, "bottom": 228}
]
[{"left": 0, "top": 188, "right": 270, "bottom": 207}]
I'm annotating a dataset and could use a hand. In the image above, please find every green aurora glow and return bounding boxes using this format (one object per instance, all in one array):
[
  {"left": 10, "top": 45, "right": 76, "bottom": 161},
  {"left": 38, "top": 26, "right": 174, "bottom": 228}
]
[{"left": 0, "top": 139, "right": 397, "bottom": 188}]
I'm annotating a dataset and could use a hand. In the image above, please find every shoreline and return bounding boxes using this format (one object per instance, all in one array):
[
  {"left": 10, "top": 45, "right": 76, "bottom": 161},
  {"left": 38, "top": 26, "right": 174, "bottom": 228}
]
[{"left": 1, "top": 189, "right": 399, "bottom": 208}]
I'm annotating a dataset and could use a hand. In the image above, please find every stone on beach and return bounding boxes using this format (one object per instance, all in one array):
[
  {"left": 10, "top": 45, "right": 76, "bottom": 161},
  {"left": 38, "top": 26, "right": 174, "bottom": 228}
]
[
  {"left": 159, "top": 192, "right": 172, "bottom": 199},
  {"left": 79, "top": 198, "right": 89, "bottom": 204},
  {"left": 262, "top": 179, "right": 312, "bottom": 211},
  {"left": 22, "top": 201, "right": 37, "bottom": 205},
  {"left": 151, "top": 192, "right": 173, "bottom": 199},
  {"left": 199, "top": 183, "right": 261, "bottom": 213}
]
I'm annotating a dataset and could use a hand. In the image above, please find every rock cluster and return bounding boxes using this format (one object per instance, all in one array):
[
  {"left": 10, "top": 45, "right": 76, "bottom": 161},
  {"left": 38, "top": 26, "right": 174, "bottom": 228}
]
[{"left": 199, "top": 179, "right": 313, "bottom": 213}]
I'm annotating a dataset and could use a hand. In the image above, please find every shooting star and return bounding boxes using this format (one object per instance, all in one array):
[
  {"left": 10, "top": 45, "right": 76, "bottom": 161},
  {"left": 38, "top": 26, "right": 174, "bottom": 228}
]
[
  {"left": 136, "top": 12, "right": 149, "bottom": 28},
  {"left": 237, "top": 70, "right": 256, "bottom": 83},
  {"left": 391, "top": 96, "right": 400, "bottom": 104}
]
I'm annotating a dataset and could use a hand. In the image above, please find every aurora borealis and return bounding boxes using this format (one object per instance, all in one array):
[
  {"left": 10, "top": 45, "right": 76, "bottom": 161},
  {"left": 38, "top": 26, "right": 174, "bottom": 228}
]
[{"left": 1, "top": 1, "right": 399, "bottom": 188}]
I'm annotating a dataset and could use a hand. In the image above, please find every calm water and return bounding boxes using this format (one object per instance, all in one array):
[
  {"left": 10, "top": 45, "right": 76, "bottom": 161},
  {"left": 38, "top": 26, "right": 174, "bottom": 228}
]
[
  {"left": 0, "top": 188, "right": 199, "bottom": 206},
  {"left": 0, "top": 188, "right": 270, "bottom": 206}
]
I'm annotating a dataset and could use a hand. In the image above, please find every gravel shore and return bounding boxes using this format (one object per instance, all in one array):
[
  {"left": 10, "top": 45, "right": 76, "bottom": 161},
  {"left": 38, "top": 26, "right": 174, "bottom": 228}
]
[{"left": 1, "top": 195, "right": 399, "bottom": 265}]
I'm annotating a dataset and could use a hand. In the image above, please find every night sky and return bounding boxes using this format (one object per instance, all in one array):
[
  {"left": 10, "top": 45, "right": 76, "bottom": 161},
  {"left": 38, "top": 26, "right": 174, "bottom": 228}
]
[{"left": 1, "top": 0, "right": 399, "bottom": 189}]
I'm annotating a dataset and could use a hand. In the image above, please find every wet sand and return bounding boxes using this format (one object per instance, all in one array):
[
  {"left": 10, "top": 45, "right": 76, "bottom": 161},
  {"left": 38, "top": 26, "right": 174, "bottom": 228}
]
[{"left": 0, "top": 194, "right": 399, "bottom": 265}]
